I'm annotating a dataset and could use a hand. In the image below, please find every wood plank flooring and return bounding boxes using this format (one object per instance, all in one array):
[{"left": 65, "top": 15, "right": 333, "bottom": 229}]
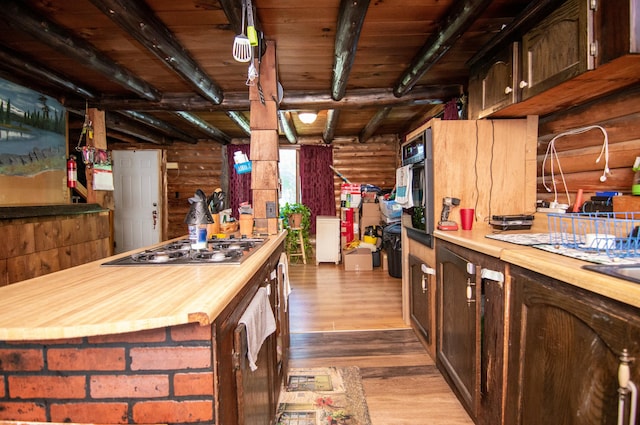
[{"left": 287, "top": 261, "right": 473, "bottom": 425}]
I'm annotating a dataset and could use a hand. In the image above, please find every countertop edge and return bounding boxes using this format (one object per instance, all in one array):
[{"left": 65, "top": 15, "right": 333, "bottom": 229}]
[{"left": 0, "top": 204, "right": 109, "bottom": 220}]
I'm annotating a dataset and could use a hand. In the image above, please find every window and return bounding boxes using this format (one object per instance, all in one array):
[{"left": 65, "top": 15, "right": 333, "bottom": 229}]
[{"left": 279, "top": 148, "right": 298, "bottom": 208}]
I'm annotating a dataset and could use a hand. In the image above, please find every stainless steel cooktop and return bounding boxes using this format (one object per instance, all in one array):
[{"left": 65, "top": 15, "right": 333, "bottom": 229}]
[{"left": 102, "top": 237, "right": 266, "bottom": 266}]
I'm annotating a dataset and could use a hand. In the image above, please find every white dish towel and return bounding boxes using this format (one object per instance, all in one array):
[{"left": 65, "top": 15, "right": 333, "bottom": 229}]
[
  {"left": 239, "top": 287, "right": 276, "bottom": 371},
  {"left": 278, "top": 252, "right": 292, "bottom": 312},
  {"left": 395, "top": 165, "right": 413, "bottom": 207}
]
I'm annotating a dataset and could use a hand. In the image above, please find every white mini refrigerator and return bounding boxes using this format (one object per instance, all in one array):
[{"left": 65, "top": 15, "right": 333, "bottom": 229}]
[{"left": 315, "top": 215, "right": 341, "bottom": 265}]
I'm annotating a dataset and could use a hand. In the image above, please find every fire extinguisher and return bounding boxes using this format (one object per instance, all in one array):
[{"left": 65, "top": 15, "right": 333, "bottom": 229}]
[{"left": 67, "top": 156, "right": 77, "bottom": 188}]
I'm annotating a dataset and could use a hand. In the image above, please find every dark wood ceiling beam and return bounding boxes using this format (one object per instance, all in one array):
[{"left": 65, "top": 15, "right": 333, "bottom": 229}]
[
  {"left": 359, "top": 107, "right": 392, "bottom": 143},
  {"left": 0, "top": 46, "right": 96, "bottom": 100},
  {"left": 393, "top": 0, "right": 493, "bottom": 97},
  {"left": 118, "top": 111, "right": 198, "bottom": 144},
  {"left": 67, "top": 85, "right": 462, "bottom": 112},
  {"left": 226, "top": 111, "right": 251, "bottom": 136},
  {"left": 278, "top": 111, "right": 298, "bottom": 144},
  {"left": 174, "top": 112, "right": 231, "bottom": 144},
  {"left": 0, "top": 0, "right": 161, "bottom": 101},
  {"left": 70, "top": 108, "right": 174, "bottom": 146},
  {"left": 323, "top": 109, "right": 341, "bottom": 144},
  {"left": 88, "top": 0, "right": 224, "bottom": 105},
  {"left": 332, "top": 0, "right": 370, "bottom": 101},
  {"left": 218, "top": 0, "right": 245, "bottom": 36}
]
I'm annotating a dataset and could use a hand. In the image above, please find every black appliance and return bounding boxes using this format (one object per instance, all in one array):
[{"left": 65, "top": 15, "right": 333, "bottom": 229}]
[
  {"left": 398, "top": 129, "right": 435, "bottom": 247},
  {"left": 101, "top": 237, "right": 265, "bottom": 266}
]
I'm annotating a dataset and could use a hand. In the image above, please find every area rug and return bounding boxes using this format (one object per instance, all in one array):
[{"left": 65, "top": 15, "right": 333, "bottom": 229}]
[{"left": 276, "top": 366, "right": 372, "bottom": 425}]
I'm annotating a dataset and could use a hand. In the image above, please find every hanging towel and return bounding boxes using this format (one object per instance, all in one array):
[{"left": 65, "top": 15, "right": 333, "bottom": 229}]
[
  {"left": 395, "top": 165, "right": 413, "bottom": 207},
  {"left": 278, "top": 252, "right": 292, "bottom": 312},
  {"left": 239, "top": 287, "right": 276, "bottom": 371}
]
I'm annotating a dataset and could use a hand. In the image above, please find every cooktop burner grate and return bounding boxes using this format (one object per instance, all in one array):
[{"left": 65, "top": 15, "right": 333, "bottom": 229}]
[{"left": 101, "top": 237, "right": 266, "bottom": 266}]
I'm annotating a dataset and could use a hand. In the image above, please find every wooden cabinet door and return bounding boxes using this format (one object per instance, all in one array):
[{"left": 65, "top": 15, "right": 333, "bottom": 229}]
[
  {"left": 520, "top": 0, "right": 594, "bottom": 100},
  {"left": 468, "top": 43, "right": 519, "bottom": 119},
  {"left": 506, "top": 266, "right": 640, "bottom": 425},
  {"left": 234, "top": 322, "right": 275, "bottom": 425},
  {"left": 437, "top": 245, "right": 479, "bottom": 416},
  {"left": 409, "top": 254, "right": 433, "bottom": 345}
]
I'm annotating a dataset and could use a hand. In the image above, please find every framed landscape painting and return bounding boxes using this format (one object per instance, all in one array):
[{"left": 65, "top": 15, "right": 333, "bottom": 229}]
[{"left": 0, "top": 77, "right": 67, "bottom": 205}]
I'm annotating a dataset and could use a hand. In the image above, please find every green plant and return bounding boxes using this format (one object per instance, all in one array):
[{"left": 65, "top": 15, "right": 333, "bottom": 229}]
[{"left": 280, "top": 202, "right": 313, "bottom": 262}]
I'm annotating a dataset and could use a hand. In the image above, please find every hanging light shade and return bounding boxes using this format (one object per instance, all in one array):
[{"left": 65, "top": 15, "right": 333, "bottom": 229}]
[{"left": 298, "top": 112, "right": 318, "bottom": 124}]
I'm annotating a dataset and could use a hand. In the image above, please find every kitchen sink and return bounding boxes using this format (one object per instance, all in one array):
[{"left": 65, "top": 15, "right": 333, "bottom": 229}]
[{"left": 582, "top": 264, "right": 640, "bottom": 284}]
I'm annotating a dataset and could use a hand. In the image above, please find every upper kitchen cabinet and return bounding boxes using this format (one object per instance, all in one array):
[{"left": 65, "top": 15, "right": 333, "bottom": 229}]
[
  {"left": 519, "top": 0, "right": 594, "bottom": 101},
  {"left": 468, "top": 43, "right": 519, "bottom": 119},
  {"left": 468, "top": 0, "right": 640, "bottom": 119}
]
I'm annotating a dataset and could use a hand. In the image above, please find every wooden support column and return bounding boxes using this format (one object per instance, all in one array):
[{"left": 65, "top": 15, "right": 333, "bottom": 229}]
[{"left": 250, "top": 41, "right": 279, "bottom": 235}]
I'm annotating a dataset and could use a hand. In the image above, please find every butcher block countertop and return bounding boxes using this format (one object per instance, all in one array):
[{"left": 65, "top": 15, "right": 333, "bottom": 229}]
[
  {"left": 435, "top": 228, "right": 640, "bottom": 309},
  {"left": 0, "top": 232, "right": 286, "bottom": 341}
]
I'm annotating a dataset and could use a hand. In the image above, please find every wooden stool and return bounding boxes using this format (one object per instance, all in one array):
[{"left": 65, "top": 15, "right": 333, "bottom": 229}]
[{"left": 288, "top": 227, "right": 306, "bottom": 264}]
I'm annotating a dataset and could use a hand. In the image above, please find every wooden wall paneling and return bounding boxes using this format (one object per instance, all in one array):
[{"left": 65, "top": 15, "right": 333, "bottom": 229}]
[
  {"left": 0, "top": 259, "right": 7, "bottom": 287},
  {"left": 5, "top": 222, "right": 35, "bottom": 258},
  {"left": 34, "top": 219, "right": 62, "bottom": 252},
  {"left": 536, "top": 88, "right": 640, "bottom": 203},
  {"left": 330, "top": 135, "right": 399, "bottom": 212},
  {"left": 164, "top": 142, "right": 225, "bottom": 239}
]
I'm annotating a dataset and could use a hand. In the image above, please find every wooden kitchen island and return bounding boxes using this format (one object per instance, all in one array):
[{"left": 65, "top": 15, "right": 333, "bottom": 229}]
[{"left": 0, "top": 232, "right": 288, "bottom": 425}]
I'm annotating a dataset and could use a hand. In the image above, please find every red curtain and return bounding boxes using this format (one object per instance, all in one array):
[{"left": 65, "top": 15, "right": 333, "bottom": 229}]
[
  {"left": 443, "top": 98, "right": 460, "bottom": 120},
  {"left": 300, "top": 145, "right": 335, "bottom": 234},
  {"left": 227, "top": 144, "right": 251, "bottom": 220}
]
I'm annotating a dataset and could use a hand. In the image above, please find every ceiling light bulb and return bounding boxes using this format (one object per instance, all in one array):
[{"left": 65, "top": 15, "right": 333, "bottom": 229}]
[{"left": 298, "top": 112, "right": 317, "bottom": 124}]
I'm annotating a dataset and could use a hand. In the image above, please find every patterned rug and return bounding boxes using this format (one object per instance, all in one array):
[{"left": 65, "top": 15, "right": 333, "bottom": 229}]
[{"left": 276, "top": 366, "right": 372, "bottom": 425}]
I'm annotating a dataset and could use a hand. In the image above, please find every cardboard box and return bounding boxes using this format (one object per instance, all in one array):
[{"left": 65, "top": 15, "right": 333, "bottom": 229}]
[
  {"left": 361, "top": 202, "right": 380, "bottom": 217},
  {"left": 343, "top": 248, "right": 373, "bottom": 271}
]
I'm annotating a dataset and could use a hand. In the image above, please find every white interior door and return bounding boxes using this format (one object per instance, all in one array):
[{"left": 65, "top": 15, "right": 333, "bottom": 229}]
[{"left": 112, "top": 150, "right": 161, "bottom": 254}]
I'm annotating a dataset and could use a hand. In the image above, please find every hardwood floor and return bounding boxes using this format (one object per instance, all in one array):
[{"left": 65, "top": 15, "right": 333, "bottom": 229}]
[{"left": 287, "top": 260, "right": 473, "bottom": 425}]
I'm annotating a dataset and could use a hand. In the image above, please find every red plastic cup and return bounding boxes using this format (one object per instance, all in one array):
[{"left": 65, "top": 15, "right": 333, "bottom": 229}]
[{"left": 460, "top": 208, "right": 475, "bottom": 230}]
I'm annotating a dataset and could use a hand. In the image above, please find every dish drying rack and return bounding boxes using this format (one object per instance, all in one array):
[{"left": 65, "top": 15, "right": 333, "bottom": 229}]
[{"left": 548, "top": 212, "right": 640, "bottom": 258}]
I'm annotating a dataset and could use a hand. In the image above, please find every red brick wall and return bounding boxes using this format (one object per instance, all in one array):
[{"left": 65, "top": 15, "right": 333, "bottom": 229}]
[{"left": 0, "top": 323, "right": 215, "bottom": 424}]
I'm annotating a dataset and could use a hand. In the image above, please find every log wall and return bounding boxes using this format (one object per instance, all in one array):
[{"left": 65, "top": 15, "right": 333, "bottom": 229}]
[{"left": 536, "top": 86, "right": 640, "bottom": 207}]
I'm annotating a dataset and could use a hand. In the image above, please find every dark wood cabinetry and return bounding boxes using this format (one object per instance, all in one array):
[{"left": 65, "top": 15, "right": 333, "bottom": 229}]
[
  {"left": 506, "top": 265, "right": 640, "bottom": 425},
  {"left": 468, "top": 0, "right": 640, "bottom": 119},
  {"left": 436, "top": 241, "right": 506, "bottom": 424},
  {"left": 468, "top": 43, "right": 519, "bottom": 119},
  {"left": 409, "top": 254, "right": 434, "bottom": 345},
  {"left": 216, "top": 242, "right": 287, "bottom": 425},
  {"left": 520, "top": 0, "right": 594, "bottom": 100}
]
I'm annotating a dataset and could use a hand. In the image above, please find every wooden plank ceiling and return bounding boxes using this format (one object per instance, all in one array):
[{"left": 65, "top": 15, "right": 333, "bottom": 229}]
[{"left": 0, "top": 0, "right": 532, "bottom": 145}]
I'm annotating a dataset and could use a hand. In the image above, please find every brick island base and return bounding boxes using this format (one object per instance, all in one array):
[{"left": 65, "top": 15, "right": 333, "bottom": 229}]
[{"left": 0, "top": 323, "right": 215, "bottom": 424}]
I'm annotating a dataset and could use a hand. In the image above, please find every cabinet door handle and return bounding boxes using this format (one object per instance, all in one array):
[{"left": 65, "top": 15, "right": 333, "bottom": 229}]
[
  {"left": 617, "top": 349, "right": 638, "bottom": 425},
  {"left": 421, "top": 264, "right": 435, "bottom": 294},
  {"left": 504, "top": 86, "right": 513, "bottom": 94},
  {"left": 519, "top": 80, "right": 529, "bottom": 89},
  {"left": 466, "top": 277, "right": 476, "bottom": 304}
]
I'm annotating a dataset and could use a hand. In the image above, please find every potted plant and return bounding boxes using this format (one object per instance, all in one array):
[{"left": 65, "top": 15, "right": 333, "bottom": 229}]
[{"left": 280, "top": 202, "right": 312, "bottom": 262}]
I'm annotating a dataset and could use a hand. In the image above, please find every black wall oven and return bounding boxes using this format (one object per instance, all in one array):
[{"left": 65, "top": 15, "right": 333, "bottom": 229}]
[{"left": 398, "top": 129, "right": 434, "bottom": 247}]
